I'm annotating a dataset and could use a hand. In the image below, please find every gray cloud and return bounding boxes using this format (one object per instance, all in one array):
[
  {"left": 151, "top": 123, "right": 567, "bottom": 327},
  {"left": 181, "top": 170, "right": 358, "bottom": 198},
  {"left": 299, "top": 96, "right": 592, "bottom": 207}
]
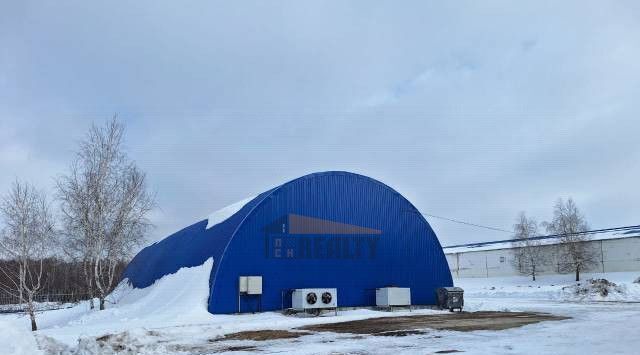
[{"left": 1, "top": 1, "right": 639, "bottom": 246}]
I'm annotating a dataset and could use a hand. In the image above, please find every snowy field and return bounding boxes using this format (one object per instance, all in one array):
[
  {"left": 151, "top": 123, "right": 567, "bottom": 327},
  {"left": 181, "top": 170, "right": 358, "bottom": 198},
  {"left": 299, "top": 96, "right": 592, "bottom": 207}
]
[{"left": 1, "top": 260, "right": 639, "bottom": 354}]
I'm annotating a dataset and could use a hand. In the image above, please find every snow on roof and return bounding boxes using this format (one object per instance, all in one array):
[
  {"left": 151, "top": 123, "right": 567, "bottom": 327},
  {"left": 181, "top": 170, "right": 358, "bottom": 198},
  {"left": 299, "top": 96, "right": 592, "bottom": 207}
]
[
  {"left": 443, "top": 229, "right": 640, "bottom": 254},
  {"left": 205, "top": 196, "right": 257, "bottom": 229}
]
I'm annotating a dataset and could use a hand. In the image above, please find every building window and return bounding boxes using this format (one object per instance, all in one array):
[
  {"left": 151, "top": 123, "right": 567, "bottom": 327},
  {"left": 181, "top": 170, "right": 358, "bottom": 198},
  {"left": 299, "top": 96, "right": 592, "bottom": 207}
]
[{"left": 499, "top": 256, "right": 505, "bottom": 263}]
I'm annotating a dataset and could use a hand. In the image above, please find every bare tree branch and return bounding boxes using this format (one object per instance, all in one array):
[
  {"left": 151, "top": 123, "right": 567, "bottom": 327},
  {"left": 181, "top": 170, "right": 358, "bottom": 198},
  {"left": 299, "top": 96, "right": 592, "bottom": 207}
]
[
  {"left": 57, "top": 117, "right": 155, "bottom": 310},
  {"left": 543, "top": 198, "right": 597, "bottom": 281},
  {"left": 0, "top": 180, "right": 58, "bottom": 330},
  {"left": 511, "top": 212, "right": 547, "bottom": 281}
]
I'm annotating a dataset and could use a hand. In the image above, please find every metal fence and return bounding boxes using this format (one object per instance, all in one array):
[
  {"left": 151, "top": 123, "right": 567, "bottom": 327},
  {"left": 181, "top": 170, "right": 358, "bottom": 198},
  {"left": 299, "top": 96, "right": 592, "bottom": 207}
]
[{"left": 0, "top": 293, "right": 91, "bottom": 313}]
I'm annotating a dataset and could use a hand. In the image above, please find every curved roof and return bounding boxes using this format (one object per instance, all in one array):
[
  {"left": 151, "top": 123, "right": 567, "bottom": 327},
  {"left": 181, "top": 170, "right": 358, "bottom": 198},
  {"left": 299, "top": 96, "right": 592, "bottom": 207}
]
[
  {"left": 123, "top": 188, "right": 273, "bottom": 288},
  {"left": 125, "top": 171, "right": 424, "bottom": 288}
]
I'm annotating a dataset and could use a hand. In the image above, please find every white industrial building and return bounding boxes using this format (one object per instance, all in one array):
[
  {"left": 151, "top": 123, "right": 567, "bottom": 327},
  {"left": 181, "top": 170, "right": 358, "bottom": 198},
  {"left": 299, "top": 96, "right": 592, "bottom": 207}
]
[{"left": 444, "top": 228, "right": 640, "bottom": 278}]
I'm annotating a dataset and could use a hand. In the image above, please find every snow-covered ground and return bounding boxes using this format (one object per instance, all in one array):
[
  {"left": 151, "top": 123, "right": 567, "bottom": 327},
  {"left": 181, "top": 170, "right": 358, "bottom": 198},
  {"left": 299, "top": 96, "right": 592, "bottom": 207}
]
[
  {"left": 459, "top": 271, "right": 640, "bottom": 302},
  {"left": 1, "top": 262, "right": 639, "bottom": 354}
]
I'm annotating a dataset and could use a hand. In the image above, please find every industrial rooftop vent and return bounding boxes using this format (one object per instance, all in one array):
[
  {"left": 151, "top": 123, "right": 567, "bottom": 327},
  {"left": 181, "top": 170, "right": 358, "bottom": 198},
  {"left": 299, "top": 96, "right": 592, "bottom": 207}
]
[{"left": 291, "top": 288, "right": 337, "bottom": 316}]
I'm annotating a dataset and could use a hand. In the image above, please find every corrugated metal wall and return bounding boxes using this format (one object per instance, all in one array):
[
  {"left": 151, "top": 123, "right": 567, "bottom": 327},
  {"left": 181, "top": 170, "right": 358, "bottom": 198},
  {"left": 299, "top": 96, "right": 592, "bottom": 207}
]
[{"left": 209, "top": 172, "right": 452, "bottom": 313}]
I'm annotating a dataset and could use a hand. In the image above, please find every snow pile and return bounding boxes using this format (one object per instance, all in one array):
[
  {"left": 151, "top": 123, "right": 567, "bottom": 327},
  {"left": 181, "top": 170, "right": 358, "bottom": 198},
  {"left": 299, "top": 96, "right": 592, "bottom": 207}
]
[
  {"left": 71, "top": 258, "right": 214, "bottom": 329},
  {"left": 7, "top": 258, "right": 217, "bottom": 347},
  {"left": 206, "top": 196, "right": 256, "bottom": 229},
  {"left": 74, "top": 330, "right": 156, "bottom": 355},
  {"left": 0, "top": 319, "right": 43, "bottom": 355},
  {"left": 561, "top": 278, "right": 629, "bottom": 301},
  {"left": 35, "top": 329, "right": 167, "bottom": 355}
]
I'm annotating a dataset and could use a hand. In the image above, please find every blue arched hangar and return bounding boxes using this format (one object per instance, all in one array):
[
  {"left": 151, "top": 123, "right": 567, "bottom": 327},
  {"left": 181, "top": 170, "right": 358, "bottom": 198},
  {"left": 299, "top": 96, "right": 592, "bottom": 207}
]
[{"left": 123, "top": 171, "right": 453, "bottom": 314}]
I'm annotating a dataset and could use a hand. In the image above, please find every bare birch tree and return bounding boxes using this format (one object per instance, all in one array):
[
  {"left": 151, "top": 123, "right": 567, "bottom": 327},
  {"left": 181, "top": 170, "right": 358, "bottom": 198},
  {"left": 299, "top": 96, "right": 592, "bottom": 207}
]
[
  {"left": 543, "top": 198, "right": 597, "bottom": 281},
  {"left": 511, "top": 212, "right": 546, "bottom": 281},
  {"left": 57, "top": 117, "right": 154, "bottom": 310},
  {"left": 0, "top": 181, "right": 57, "bottom": 331},
  {"left": 59, "top": 212, "right": 97, "bottom": 309}
]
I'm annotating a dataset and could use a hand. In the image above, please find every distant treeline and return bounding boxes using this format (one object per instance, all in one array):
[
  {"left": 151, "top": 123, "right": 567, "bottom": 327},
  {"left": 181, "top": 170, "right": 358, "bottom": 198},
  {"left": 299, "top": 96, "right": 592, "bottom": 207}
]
[{"left": 0, "top": 258, "right": 127, "bottom": 305}]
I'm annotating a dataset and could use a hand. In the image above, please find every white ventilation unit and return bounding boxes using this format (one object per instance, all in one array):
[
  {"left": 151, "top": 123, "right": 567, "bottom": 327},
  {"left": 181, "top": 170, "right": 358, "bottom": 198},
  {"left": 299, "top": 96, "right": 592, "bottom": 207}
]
[
  {"left": 376, "top": 287, "right": 411, "bottom": 307},
  {"left": 292, "top": 288, "right": 337, "bottom": 313}
]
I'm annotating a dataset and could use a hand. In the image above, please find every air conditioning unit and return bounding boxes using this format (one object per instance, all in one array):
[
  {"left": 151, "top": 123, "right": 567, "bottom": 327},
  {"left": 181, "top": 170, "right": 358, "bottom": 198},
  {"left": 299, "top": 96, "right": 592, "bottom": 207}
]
[
  {"left": 292, "top": 288, "right": 337, "bottom": 313},
  {"left": 376, "top": 287, "right": 411, "bottom": 307}
]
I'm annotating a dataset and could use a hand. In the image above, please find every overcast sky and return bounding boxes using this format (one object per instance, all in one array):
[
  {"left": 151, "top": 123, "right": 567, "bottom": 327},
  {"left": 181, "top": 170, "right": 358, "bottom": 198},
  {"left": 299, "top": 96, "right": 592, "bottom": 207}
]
[{"left": 1, "top": 1, "right": 639, "bottom": 246}]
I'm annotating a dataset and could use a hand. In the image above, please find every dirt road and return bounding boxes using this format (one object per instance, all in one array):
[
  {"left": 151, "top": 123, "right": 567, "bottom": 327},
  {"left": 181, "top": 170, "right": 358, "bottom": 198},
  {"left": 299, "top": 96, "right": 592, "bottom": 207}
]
[{"left": 297, "top": 311, "right": 568, "bottom": 335}]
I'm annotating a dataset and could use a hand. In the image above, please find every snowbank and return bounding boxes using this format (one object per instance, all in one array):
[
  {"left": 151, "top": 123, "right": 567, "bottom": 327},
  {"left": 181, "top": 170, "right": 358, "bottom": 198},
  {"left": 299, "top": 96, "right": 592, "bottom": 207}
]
[
  {"left": 104, "top": 257, "right": 215, "bottom": 325},
  {"left": 1, "top": 258, "right": 215, "bottom": 347},
  {"left": 0, "top": 319, "right": 43, "bottom": 355},
  {"left": 560, "top": 278, "right": 627, "bottom": 301}
]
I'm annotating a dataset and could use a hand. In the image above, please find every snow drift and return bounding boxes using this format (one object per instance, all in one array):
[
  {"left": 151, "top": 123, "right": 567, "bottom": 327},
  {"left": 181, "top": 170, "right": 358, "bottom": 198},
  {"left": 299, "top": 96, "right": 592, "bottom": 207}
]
[
  {"left": 0, "top": 319, "right": 43, "bottom": 355},
  {"left": 107, "top": 257, "right": 214, "bottom": 324},
  {"left": 21, "top": 258, "right": 215, "bottom": 347}
]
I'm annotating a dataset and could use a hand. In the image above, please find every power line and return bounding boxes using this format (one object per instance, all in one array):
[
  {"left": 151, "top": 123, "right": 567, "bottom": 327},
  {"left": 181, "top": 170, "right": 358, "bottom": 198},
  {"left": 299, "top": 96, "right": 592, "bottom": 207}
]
[
  {"left": 419, "top": 212, "right": 514, "bottom": 234},
  {"left": 410, "top": 208, "right": 640, "bottom": 247},
  {"left": 443, "top": 224, "right": 640, "bottom": 249},
  {"left": 415, "top": 209, "right": 640, "bottom": 243}
]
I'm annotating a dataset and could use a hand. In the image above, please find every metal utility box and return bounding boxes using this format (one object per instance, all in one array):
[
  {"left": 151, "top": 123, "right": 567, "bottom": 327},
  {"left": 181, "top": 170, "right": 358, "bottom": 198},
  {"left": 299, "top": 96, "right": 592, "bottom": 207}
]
[
  {"left": 292, "top": 288, "right": 337, "bottom": 312},
  {"left": 239, "top": 276, "right": 262, "bottom": 295},
  {"left": 436, "top": 287, "right": 464, "bottom": 312},
  {"left": 376, "top": 287, "right": 411, "bottom": 307}
]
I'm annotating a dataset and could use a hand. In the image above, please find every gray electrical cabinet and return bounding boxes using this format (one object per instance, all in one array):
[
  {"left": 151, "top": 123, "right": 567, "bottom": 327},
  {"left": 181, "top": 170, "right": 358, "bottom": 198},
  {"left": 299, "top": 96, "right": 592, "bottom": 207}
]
[{"left": 239, "top": 276, "right": 262, "bottom": 295}]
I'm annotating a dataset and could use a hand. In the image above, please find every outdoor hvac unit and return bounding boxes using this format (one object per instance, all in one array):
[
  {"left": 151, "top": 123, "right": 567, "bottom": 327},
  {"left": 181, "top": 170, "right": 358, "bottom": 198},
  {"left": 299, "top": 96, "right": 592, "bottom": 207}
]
[
  {"left": 292, "top": 288, "right": 337, "bottom": 315},
  {"left": 376, "top": 287, "right": 411, "bottom": 308}
]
